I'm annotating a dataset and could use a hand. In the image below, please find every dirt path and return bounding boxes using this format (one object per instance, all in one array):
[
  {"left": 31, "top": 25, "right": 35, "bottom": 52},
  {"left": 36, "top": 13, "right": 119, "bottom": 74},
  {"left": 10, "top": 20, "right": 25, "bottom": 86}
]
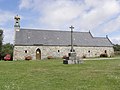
[{"left": 83, "top": 57, "right": 117, "bottom": 60}]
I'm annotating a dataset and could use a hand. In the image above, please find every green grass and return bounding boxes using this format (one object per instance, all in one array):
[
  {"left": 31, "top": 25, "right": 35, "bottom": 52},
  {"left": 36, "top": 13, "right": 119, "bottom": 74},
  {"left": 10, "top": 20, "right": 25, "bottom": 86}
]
[{"left": 0, "top": 58, "right": 120, "bottom": 90}]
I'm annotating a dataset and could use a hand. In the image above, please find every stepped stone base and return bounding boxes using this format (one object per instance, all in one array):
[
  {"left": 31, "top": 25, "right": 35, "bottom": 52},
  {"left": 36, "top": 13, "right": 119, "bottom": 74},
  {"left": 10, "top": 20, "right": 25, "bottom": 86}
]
[
  {"left": 63, "top": 59, "right": 83, "bottom": 64},
  {"left": 63, "top": 52, "right": 83, "bottom": 64}
]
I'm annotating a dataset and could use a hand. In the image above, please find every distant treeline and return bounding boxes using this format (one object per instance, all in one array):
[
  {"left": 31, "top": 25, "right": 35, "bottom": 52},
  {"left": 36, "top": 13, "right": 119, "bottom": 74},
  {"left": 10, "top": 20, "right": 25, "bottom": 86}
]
[
  {"left": 113, "top": 44, "right": 120, "bottom": 56},
  {"left": 0, "top": 43, "right": 13, "bottom": 60},
  {"left": 0, "top": 29, "right": 13, "bottom": 60}
]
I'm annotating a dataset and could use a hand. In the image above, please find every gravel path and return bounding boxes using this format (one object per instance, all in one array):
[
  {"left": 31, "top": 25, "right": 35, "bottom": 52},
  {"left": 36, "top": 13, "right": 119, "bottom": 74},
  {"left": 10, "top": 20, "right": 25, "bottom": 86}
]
[{"left": 83, "top": 58, "right": 117, "bottom": 60}]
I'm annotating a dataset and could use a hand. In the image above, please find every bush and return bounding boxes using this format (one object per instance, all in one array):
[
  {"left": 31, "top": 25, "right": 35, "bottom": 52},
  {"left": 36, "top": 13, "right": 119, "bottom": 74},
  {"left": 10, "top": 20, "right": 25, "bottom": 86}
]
[
  {"left": 25, "top": 56, "right": 32, "bottom": 60},
  {"left": 47, "top": 56, "right": 53, "bottom": 59},
  {"left": 62, "top": 55, "right": 67, "bottom": 59},
  {"left": 82, "top": 55, "right": 86, "bottom": 58},
  {"left": 4, "top": 54, "right": 11, "bottom": 61},
  {"left": 1, "top": 43, "right": 13, "bottom": 60},
  {"left": 100, "top": 54, "right": 108, "bottom": 57}
]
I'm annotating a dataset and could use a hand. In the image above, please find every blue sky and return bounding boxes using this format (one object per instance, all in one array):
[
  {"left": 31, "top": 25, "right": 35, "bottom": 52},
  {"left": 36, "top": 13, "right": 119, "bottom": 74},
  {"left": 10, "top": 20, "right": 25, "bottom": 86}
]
[{"left": 0, "top": 0, "right": 120, "bottom": 44}]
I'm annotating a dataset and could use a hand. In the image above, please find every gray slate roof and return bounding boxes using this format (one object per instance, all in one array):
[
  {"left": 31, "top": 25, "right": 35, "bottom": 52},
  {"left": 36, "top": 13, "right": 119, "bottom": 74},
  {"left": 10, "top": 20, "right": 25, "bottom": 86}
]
[{"left": 15, "top": 28, "right": 113, "bottom": 47}]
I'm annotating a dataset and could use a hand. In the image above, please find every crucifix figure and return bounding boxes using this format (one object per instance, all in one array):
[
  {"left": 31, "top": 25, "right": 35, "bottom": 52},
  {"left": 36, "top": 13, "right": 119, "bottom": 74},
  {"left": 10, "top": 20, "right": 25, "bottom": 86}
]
[{"left": 69, "top": 25, "right": 74, "bottom": 52}]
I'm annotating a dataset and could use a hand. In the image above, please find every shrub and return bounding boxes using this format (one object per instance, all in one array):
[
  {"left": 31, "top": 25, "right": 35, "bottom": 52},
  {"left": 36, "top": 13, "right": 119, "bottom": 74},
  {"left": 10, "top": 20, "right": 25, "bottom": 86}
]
[
  {"left": 47, "top": 56, "right": 53, "bottom": 59},
  {"left": 62, "top": 55, "right": 67, "bottom": 59},
  {"left": 82, "top": 55, "right": 86, "bottom": 58},
  {"left": 100, "top": 54, "right": 108, "bottom": 57},
  {"left": 4, "top": 54, "right": 11, "bottom": 61},
  {"left": 25, "top": 56, "right": 32, "bottom": 60}
]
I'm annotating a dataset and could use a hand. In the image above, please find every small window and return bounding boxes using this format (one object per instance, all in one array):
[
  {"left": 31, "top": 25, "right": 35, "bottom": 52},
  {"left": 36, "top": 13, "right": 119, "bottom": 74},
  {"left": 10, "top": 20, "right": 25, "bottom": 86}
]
[
  {"left": 70, "top": 49, "right": 75, "bottom": 52},
  {"left": 58, "top": 50, "right": 60, "bottom": 52},
  {"left": 88, "top": 50, "right": 90, "bottom": 53},
  {"left": 25, "top": 50, "right": 27, "bottom": 53},
  {"left": 73, "top": 49, "right": 75, "bottom": 52},
  {"left": 105, "top": 50, "right": 107, "bottom": 53}
]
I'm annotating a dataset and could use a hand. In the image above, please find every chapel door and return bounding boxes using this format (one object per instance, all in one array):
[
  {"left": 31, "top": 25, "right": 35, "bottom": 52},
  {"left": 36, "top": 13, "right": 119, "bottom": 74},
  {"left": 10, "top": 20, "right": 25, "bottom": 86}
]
[{"left": 36, "top": 49, "right": 41, "bottom": 60}]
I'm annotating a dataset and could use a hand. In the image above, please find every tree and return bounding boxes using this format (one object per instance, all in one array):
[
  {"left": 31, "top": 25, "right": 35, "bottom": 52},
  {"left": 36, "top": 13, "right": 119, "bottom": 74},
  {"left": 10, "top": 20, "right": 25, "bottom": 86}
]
[
  {"left": 113, "top": 44, "right": 120, "bottom": 56},
  {"left": 1, "top": 43, "right": 13, "bottom": 60},
  {"left": 0, "top": 30, "right": 3, "bottom": 53},
  {"left": 113, "top": 44, "right": 120, "bottom": 51},
  {"left": 0, "top": 29, "right": 3, "bottom": 59}
]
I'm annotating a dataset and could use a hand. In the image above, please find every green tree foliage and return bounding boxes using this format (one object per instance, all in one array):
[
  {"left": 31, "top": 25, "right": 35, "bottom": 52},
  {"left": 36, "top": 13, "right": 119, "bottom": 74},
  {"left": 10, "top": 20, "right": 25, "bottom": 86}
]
[
  {"left": 0, "top": 29, "right": 3, "bottom": 59},
  {"left": 113, "top": 44, "right": 120, "bottom": 56},
  {"left": 1, "top": 43, "right": 13, "bottom": 60},
  {"left": 0, "top": 29, "right": 3, "bottom": 53},
  {"left": 113, "top": 44, "right": 120, "bottom": 51}
]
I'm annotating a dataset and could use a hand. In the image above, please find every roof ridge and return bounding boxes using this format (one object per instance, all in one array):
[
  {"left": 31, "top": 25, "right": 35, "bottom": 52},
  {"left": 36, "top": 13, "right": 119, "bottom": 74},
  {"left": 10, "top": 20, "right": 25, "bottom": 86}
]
[
  {"left": 93, "top": 37, "right": 107, "bottom": 39},
  {"left": 20, "top": 28, "right": 89, "bottom": 33}
]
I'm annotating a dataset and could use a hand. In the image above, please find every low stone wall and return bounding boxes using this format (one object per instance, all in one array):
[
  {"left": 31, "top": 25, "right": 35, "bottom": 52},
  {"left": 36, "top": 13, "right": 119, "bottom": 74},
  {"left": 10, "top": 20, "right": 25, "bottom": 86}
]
[{"left": 13, "top": 45, "right": 114, "bottom": 60}]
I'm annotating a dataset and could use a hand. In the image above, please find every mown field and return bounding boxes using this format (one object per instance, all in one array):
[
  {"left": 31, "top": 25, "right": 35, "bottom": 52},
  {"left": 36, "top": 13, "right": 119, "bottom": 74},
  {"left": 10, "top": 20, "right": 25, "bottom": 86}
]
[{"left": 0, "top": 58, "right": 120, "bottom": 90}]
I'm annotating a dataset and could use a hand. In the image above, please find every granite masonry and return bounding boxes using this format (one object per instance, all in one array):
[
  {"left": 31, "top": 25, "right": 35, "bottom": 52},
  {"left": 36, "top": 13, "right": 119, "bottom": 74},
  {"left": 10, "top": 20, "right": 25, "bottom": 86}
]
[{"left": 13, "top": 46, "right": 114, "bottom": 60}]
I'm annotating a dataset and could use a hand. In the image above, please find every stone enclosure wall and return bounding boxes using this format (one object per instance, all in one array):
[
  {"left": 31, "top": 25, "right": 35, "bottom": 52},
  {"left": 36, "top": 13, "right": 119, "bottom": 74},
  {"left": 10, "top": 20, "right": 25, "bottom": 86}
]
[{"left": 13, "top": 45, "right": 114, "bottom": 60}]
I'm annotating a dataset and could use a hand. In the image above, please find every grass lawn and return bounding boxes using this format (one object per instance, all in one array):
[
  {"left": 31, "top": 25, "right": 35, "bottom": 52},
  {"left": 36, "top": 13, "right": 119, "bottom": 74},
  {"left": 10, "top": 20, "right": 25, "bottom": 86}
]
[{"left": 0, "top": 58, "right": 120, "bottom": 90}]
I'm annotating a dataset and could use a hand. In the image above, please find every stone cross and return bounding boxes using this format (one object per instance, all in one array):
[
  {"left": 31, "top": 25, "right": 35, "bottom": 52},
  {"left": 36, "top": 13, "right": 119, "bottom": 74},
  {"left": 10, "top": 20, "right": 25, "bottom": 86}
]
[{"left": 69, "top": 25, "right": 74, "bottom": 52}]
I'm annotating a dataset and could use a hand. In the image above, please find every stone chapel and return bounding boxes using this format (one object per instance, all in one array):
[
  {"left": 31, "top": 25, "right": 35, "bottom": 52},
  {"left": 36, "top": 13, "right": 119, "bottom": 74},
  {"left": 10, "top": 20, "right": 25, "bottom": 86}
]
[{"left": 13, "top": 15, "right": 114, "bottom": 60}]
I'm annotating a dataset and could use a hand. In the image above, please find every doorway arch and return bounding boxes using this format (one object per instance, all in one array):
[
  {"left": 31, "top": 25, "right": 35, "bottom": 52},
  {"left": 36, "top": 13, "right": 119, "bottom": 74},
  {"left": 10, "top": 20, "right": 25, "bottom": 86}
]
[{"left": 36, "top": 48, "right": 41, "bottom": 60}]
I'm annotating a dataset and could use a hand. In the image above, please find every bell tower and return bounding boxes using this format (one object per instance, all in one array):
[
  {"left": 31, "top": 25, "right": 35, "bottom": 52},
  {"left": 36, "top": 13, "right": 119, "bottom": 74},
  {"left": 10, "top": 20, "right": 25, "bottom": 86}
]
[{"left": 14, "top": 15, "right": 20, "bottom": 31}]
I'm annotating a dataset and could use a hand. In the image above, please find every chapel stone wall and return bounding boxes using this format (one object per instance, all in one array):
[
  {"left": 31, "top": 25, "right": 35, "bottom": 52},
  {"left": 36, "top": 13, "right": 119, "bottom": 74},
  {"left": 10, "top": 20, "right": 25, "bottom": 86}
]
[{"left": 13, "top": 46, "right": 114, "bottom": 60}]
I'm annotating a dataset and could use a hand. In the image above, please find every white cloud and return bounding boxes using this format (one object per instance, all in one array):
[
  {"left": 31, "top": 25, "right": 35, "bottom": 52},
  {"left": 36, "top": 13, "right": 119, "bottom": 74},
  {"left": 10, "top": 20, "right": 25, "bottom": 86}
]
[
  {"left": 3, "top": 29, "right": 14, "bottom": 44},
  {"left": 99, "top": 15, "right": 120, "bottom": 33},
  {"left": 0, "top": 10, "right": 16, "bottom": 44},
  {"left": 79, "top": 0, "right": 120, "bottom": 31},
  {"left": 19, "top": 0, "right": 33, "bottom": 10},
  {"left": 39, "top": 1, "right": 84, "bottom": 27},
  {"left": 18, "top": 0, "right": 120, "bottom": 44},
  {"left": 0, "top": 10, "right": 15, "bottom": 25},
  {"left": 102, "top": 0, "right": 120, "bottom": 15},
  {"left": 19, "top": 0, "right": 120, "bottom": 31},
  {"left": 110, "top": 36, "right": 120, "bottom": 44}
]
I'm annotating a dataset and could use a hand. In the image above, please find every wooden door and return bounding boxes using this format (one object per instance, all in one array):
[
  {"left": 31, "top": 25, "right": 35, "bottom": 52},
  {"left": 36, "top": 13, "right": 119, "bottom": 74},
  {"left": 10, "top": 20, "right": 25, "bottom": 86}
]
[{"left": 36, "top": 49, "right": 41, "bottom": 60}]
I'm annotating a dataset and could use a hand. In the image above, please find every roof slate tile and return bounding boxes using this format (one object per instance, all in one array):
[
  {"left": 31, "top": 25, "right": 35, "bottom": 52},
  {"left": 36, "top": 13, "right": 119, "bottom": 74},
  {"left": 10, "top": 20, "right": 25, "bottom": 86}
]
[{"left": 15, "top": 29, "right": 113, "bottom": 47}]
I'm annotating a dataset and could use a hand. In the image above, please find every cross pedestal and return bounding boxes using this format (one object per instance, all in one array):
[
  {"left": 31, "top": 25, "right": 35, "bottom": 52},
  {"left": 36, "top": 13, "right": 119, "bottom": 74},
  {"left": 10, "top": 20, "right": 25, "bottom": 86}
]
[{"left": 63, "top": 52, "right": 82, "bottom": 64}]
